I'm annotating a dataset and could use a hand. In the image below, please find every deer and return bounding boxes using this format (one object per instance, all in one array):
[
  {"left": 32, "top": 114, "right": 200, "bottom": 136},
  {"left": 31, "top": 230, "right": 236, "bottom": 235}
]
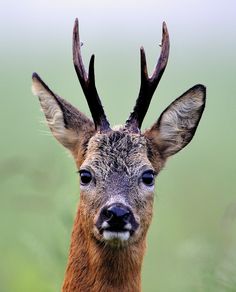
[{"left": 32, "top": 18, "right": 206, "bottom": 292}]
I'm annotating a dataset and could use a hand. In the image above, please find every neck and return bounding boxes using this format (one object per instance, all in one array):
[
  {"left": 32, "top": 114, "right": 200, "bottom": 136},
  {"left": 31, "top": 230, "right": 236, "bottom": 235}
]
[{"left": 62, "top": 206, "right": 145, "bottom": 292}]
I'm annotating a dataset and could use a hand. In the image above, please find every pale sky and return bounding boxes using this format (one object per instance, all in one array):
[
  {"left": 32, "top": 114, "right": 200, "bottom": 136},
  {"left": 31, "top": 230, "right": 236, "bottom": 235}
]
[{"left": 1, "top": 0, "right": 235, "bottom": 46}]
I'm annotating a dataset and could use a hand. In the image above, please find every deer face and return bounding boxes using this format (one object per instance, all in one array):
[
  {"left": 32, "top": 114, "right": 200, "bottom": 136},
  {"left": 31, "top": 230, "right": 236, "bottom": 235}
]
[
  {"left": 32, "top": 19, "right": 206, "bottom": 248},
  {"left": 77, "top": 131, "right": 160, "bottom": 246}
]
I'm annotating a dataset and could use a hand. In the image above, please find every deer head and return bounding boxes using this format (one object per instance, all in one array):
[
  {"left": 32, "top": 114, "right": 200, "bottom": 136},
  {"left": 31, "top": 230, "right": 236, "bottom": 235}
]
[{"left": 32, "top": 18, "right": 205, "bottom": 290}]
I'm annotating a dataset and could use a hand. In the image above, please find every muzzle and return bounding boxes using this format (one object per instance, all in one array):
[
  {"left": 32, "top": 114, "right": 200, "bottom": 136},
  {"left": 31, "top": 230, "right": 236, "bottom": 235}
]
[{"left": 95, "top": 203, "right": 139, "bottom": 243}]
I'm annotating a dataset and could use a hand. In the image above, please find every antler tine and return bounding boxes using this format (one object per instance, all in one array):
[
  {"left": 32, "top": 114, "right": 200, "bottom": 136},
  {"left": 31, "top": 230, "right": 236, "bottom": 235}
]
[
  {"left": 125, "top": 22, "right": 170, "bottom": 131},
  {"left": 73, "top": 18, "right": 110, "bottom": 132}
]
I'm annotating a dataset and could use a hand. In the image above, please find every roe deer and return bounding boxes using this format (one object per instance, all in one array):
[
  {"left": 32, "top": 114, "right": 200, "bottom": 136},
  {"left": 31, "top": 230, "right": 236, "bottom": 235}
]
[{"left": 32, "top": 18, "right": 206, "bottom": 292}]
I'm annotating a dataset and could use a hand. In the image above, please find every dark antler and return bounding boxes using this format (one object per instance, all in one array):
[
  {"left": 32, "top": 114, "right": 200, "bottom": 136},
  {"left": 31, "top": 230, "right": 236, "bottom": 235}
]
[
  {"left": 73, "top": 18, "right": 110, "bottom": 132},
  {"left": 125, "top": 22, "right": 170, "bottom": 131}
]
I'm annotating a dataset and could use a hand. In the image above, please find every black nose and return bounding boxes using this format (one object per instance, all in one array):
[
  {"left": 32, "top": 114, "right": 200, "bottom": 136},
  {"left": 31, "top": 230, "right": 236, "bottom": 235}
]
[{"left": 102, "top": 204, "right": 131, "bottom": 229}]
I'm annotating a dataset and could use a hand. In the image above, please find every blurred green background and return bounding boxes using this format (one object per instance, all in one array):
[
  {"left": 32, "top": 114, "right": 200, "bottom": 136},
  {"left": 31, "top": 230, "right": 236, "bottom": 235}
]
[{"left": 1, "top": 0, "right": 236, "bottom": 291}]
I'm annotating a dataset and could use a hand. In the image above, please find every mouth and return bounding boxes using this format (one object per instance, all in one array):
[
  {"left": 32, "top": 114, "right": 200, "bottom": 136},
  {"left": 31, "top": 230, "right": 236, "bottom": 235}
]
[
  {"left": 101, "top": 222, "right": 133, "bottom": 243},
  {"left": 103, "top": 230, "right": 130, "bottom": 242}
]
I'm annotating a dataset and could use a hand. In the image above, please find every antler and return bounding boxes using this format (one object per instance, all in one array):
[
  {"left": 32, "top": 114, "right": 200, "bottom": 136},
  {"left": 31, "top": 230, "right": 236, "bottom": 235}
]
[
  {"left": 125, "top": 22, "right": 170, "bottom": 132},
  {"left": 73, "top": 18, "right": 110, "bottom": 132}
]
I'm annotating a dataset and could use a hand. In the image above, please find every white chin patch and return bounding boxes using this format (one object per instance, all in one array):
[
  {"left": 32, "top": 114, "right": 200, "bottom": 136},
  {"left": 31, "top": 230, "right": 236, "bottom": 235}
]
[{"left": 103, "top": 230, "right": 130, "bottom": 242}]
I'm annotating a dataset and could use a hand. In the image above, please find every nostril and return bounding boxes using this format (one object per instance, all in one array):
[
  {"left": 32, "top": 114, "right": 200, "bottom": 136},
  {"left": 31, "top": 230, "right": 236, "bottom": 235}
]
[
  {"left": 103, "top": 209, "right": 114, "bottom": 221},
  {"left": 123, "top": 213, "right": 130, "bottom": 221}
]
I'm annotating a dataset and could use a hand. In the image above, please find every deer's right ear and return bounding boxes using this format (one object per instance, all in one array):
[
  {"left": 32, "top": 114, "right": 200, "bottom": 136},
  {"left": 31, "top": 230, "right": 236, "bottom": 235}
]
[
  {"left": 32, "top": 73, "right": 95, "bottom": 151},
  {"left": 144, "top": 84, "right": 206, "bottom": 160}
]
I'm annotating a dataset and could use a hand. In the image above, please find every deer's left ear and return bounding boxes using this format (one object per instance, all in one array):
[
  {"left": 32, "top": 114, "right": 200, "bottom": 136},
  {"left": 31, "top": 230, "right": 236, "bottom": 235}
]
[
  {"left": 144, "top": 84, "right": 206, "bottom": 159},
  {"left": 32, "top": 73, "right": 95, "bottom": 152}
]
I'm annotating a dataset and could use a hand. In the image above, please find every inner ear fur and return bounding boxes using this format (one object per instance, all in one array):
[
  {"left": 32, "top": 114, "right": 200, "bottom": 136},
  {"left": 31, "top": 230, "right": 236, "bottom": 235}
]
[
  {"left": 32, "top": 73, "right": 95, "bottom": 153},
  {"left": 144, "top": 84, "right": 206, "bottom": 159}
]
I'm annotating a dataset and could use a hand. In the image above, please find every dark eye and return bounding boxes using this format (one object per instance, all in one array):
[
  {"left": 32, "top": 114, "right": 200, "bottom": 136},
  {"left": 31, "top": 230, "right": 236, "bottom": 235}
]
[
  {"left": 142, "top": 170, "right": 155, "bottom": 186},
  {"left": 79, "top": 170, "right": 92, "bottom": 185}
]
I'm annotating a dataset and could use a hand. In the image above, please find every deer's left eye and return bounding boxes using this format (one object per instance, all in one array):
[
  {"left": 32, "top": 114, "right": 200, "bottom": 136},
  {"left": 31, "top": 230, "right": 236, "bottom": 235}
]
[
  {"left": 141, "top": 170, "right": 155, "bottom": 186},
  {"left": 79, "top": 170, "right": 92, "bottom": 185}
]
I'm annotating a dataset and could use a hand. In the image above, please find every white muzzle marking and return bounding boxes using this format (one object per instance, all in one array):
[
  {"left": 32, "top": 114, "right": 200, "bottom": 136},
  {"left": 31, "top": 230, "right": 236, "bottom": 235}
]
[{"left": 103, "top": 230, "right": 130, "bottom": 242}]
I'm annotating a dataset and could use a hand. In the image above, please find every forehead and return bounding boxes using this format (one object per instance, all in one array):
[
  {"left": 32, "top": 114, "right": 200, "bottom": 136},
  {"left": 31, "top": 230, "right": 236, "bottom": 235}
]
[{"left": 83, "top": 131, "right": 151, "bottom": 175}]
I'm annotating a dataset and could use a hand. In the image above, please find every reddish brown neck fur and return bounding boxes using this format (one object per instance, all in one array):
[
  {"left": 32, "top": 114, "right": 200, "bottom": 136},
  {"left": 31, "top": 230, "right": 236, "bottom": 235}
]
[{"left": 62, "top": 204, "right": 145, "bottom": 292}]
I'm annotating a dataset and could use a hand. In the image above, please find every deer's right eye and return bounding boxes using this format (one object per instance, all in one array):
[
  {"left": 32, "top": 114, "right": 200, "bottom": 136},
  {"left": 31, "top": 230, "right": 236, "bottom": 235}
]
[{"left": 79, "top": 170, "right": 92, "bottom": 185}]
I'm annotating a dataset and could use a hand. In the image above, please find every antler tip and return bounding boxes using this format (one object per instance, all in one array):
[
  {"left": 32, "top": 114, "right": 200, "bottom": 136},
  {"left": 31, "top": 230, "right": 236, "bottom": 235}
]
[
  {"left": 89, "top": 54, "right": 95, "bottom": 69},
  {"left": 140, "top": 46, "right": 145, "bottom": 52},
  {"left": 162, "top": 21, "right": 169, "bottom": 36},
  {"left": 88, "top": 54, "right": 96, "bottom": 81},
  {"left": 73, "top": 18, "right": 79, "bottom": 35},
  {"left": 140, "top": 47, "right": 146, "bottom": 64}
]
